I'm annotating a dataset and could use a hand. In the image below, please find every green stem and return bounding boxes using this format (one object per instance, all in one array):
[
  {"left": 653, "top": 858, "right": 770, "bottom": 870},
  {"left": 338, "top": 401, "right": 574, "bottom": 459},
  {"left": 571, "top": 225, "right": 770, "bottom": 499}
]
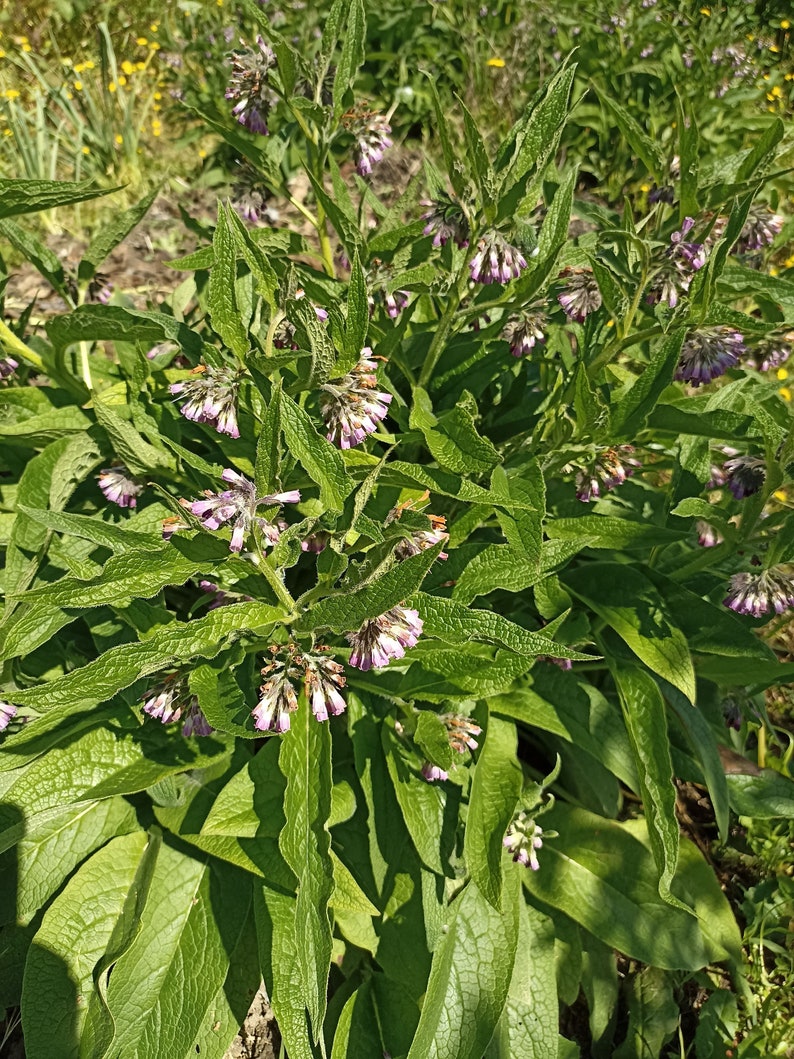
[
  {"left": 418, "top": 264, "right": 471, "bottom": 389},
  {"left": 0, "top": 319, "right": 45, "bottom": 371},
  {"left": 258, "top": 549, "right": 298, "bottom": 617},
  {"left": 264, "top": 310, "right": 285, "bottom": 358}
]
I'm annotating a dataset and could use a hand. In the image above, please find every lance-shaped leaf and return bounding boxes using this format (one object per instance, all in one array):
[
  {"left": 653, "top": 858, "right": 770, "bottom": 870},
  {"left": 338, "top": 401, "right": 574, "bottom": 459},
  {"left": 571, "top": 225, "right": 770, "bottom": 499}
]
[
  {"left": 0, "top": 178, "right": 120, "bottom": 219},
  {"left": 280, "top": 394, "right": 352, "bottom": 513},
  {"left": 209, "top": 203, "right": 249, "bottom": 357},
  {"left": 46, "top": 304, "right": 204, "bottom": 358},
  {"left": 332, "top": 0, "right": 366, "bottom": 118},
  {"left": 92, "top": 397, "right": 174, "bottom": 473},
  {"left": 78, "top": 187, "right": 158, "bottom": 282},
  {"left": 331, "top": 975, "right": 420, "bottom": 1059},
  {"left": 278, "top": 697, "right": 334, "bottom": 1040}
]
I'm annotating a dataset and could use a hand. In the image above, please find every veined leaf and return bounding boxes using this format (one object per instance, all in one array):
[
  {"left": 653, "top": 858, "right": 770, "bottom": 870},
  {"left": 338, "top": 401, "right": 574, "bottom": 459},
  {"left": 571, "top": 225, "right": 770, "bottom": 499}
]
[
  {"left": 280, "top": 394, "right": 352, "bottom": 513},
  {"left": 0, "top": 178, "right": 120, "bottom": 219},
  {"left": 209, "top": 203, "right": 249, "bottom": 358}
]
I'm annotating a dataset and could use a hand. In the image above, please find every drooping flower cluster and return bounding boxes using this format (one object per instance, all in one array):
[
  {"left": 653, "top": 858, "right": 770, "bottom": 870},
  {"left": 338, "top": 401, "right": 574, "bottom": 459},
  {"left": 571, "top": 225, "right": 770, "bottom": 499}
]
[
  {"left": 421, "top": 194, "right": 470, "bottom": 248},
  {"left": 502, "top": 310, "right": 547, "bottom": 357},
  {"left": 675, "top": 327, "right": 745, "bottom": 386},
  {"left": 252, "top": 644, "right": 348, "bottom": 733},
  {"left": 319, "top": 349, "right": 392, "bottom": 449},
  {"left": 343, "top": 108, "right": 393, "bottom": 176},
  {"left": 503, "top": 810, "right": 545, "bottom": 870},
  {"left": 736, "top": 204, "right": 784, "bottom": 253},
  {"left": 575, "top": 446, "right": 641, "bottom": 503},
  {"left": 420, "top": 713, "right": 482, "bottom": 782},
  {"left": 0, "top": 355, "right": 19, "bottom": 380},
  {"left": 389, "top": 501, "right": 449, "bottom": 561},
  {"left": 647, "top": 217, "right": 707, "bottom": 308},
  {"left": 0, "top": 700, "right": 18, "bottom": 731},
  {"left": 170, "top": 364, "right": 242, "bottom": 438},
  {"left": 346, "top": 605, "right": 423, "bottom": 671},
  {"left": 746, "top": 332, "right": 792, "bottom": 373},
  {"left": 142, "top": 677, "right": 213, "bottom": 737},
  {"left": 98, "top": 466, "right": 144, "bottom": 509},
  {"left": 470, "top": 232, "right": 528, "bottom": 285},
  {"left": 723, "top": 567, "right": 794, "bottom": 617},
  {"left": 557, "top": 267, "right": 602, "bottom": 322},
  {"left": 722, "top": 455, "right": 766, "bottom": 499},
  {"left": 189, "top": 468, "right": 300, "bottom": 553},
  {"left": 366, "top": 260, "right": 409, "bottom": 319},
  {"left": 225, "top": 36, "right": 277, "bottom": 135},
  {"left": 696, "top": 521, "right": 724, "bottom": 548}
]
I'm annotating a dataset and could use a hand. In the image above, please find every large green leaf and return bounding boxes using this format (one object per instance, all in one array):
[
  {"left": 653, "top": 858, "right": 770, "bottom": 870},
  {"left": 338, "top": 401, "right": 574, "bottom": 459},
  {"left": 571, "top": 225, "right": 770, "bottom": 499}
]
[
  {"left": 104, "top": 845, "right": 253, "bottom": 1058},
  {"left": 278, "top": 697, "right": 334, "bottom": 1040},
  {"left": 410, "top": 387, "right": 500, "bottom": 476},
  {"left": 522, "top": 805, "right": 737, "bottom": 970},
  {"left": 78, "top": 188, "right": 158, "bottom": 281},
  {"left": 464, "top": 715, "right": 522, "bottom": 908},
  {"left": 20, "top": 832, "right": 150, "bottom": 1059},
  {"left": 201, "top": 741, "right": 285, "bottom": 837},
  {"left": 280, "top": 394, "right": 352, "bottom": 513},
  {"left": 208, "top": 203, "right": 249, "bottom": 358},
  {"left": 562, "top": 564, "right": 695, "bottom": 702},
  {"left": 0, "top": 178, "right": 120, "bottom": 219},
  {"left": 330, "top": 975, "right": 420, "bottom": 1059},
  {"left": 406, "top": 874, "right": 520, "bottom": 1059}
]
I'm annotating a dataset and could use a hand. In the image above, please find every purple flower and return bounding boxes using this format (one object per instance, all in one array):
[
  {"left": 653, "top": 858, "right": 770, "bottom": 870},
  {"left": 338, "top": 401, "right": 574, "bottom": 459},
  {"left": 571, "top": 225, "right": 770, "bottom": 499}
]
[
  {"left": 503, "top": 811, "right": 545, "bottom": 870},
  {"left": 225, "top": 36, "right": 277, "bottom": 134},
  {"left": 502, "top": 310, "right": 547, "bottom": 357},
  {"left": 441, "top": 712, "right": 482, "bottom": 754},
  {"left": 181, "top": 701, "right": 214, "bottom": 737},
  {"left": 320, "top": 349, "right": 392, "bottom": 449},
  {"left": 345, "top": 110, "right": 392, "bottom": 176},
  {"left": 722, "top": 455, "right": 766, "bottom": 499},
  {"left": 669, "top": 217, "right": 707, "bottom": 272},
  {"left": 696, "top": 520, "right": 724, "bottom": 548},
  {"left": 252, "top": 666, "right": 298, "bottom": 733},
  {"left": 189, "top": 468, "right": 300, "bottom": 553},
  {"left": 98, "top": 467, "right": 144, "bottom": 509},
  {"left": 0, "top": 701, "right": 18, "bottom": 731},
  {"left": 421, "top": 195, "right": 470, "bottom": 248},
  {"left": 736, "top": 205, "right": 784, "bottom": 253},
  {"left": 557, "top": 268, "right": 602, "bottom": 322},
  {"left": 575, "top": 446, "right": 641, "bottom": 502},
  {"left": 301, "top": 531, "right": 330, "bottom": 553},
  {"left": 0, "top": 356, "right": 18, "bottom": 380},
  {"left": 304, "top": 654, "right": 347, "bottom": 723},
  {"left": 421, "top": 761, "right": 449, "bottom": 782},
  {"left": 143, "top": 677, "right": 185, "bottom": 723},
  {"left": 746, "top": 333, "right": 792, "bottom": 372},
  {"left": 723, "top": 567, "right": 794, "bottom": 617},
  {"left": 470, "top": 232, "right": 528, "bottom": 285},
  {"left": 676, "top": 327, "right": 745, "bottom": 386},
  {"left": 346, "top": 605, "right": 423, "bottom": 671},
  {"left": 170, "top": 364, "right": 241, "bottom": 439}
]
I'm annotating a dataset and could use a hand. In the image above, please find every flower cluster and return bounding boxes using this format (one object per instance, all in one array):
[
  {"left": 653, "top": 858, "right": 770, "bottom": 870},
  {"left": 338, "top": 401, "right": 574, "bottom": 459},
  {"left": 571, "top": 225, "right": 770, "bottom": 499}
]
[
  {"left": 389, "top": 501, "right": 449, "bottom": 561},
  {"left": 575, "top": 446, "right": 641, "bottom": 502},
  {"left": 346, "top": 605, "right": 423, "bottom": 671},
  {"left": 676, "top": 327, "right": 745, "bottom": 386},
  {"left": 170, "top": 364, "right": 242, "bottom": 438},
  {"left": 343, "top": 108, "right": 392, "bottom": 176},
  {"left": 0, "top": 355, "right": 18, "bottom": 380},
  {"left": 189, "top": 468, "right": 300, "bottom": 553},
  {"left": 0, "top": 700, "right": 18, "bottom": 732},
  {"left": 470, "top": 232, "right": 529, "bottom": 285},
  {"left": 142, "top": 677, "right": 213, "bottom": 737},
  {"left": 723, "top": 567, "right": 794, "bottom": 617},
  {"left": 503, "top": 810, "right": 545, "bottom": 870},
  {"left": 736, "top": 204, "right": 784, "bottom": 253},
  {"left": 647, "top": 217, "right": 707, "bottom": 308},
  {"left": 98, "top": 466, "right": 144, "bottom": 509},
  {"left": 421, "top": 194, "right": 470, "bottom": 248},
  {"left": 252, "top": 644, "right": 348, "bottom": 732},
  {"left": 319, "top": 350, "right": 392, "bottom": 449},
  {"left": 502, "top": 310, "right": 547, "bottom": 357},
  {"left": 722, "top": 455, "right": 766, "bottom": 499},
  {"left": 420, "top": 712, "right": 482, "bottom": 782},
  {"left": 746, "top": 332, "right": 792, "bottom": 373},
  {"left": 558, "top": 268, "right": 602, "bottom": 322},
  {"left": 225, "top": 36, "right": 277, "bottom": 135}
]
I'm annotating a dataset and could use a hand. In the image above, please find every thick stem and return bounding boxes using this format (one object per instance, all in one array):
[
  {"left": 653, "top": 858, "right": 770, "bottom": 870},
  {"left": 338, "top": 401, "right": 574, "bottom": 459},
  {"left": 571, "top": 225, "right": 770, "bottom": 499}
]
[
  {"left": 0, "top": 319, "right": 45, "bottom": 371},
  {"left": 418, "top": 264, "right": 472, "bottom": 389}
]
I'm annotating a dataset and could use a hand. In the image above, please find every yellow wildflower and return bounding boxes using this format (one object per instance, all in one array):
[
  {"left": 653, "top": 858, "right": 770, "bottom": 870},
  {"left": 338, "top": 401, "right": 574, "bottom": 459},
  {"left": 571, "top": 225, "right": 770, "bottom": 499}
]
[
  {"left": 0, "top": 49, "right": 6, "bottom": 58},
  {"left": 486, "top": 57, "right": 505, "bottom": 68},
  {"left": 153, "top": 91, "right": 162, "bottom": 100},
  {"left": 606, "top": 319, "right": 615, "bottom": 328},
  {"left": 4, "top": 89, "right": 20, "bottom": 100},
  {"left": 777, "top": 367, "right": 789, "bottom": 381},
  {"left": 74, "top": 80, "right": 83, "bottom": 91},
  {"left": 136, "top": 37, "right": 148, "bottom": 46},
  {"left": 3, "top": 129, "right": 12, "bottom": 137},
  {"left": 767, "top": 85, "right": 782, "bottom": 99},
  {"left": 785, "top": 255, "right": 794, "bottom": 268},
  {"left": 22, "top": 42, "right": 31, "bottom": 53},
  {"left": 700, "top": 6, "right": 710, "bottom": 15},
  {"left": 782, "top": 19, "right": 790, "bottom": 29},
  {"left": 121, "top": 60, "right": 135, "bottom": 75},
  {"left": 769, "top": 44, "right": 779, "bottom": 53},
  {"left": 148, "top": 41, "right": 160, "bottom": 50},
  {"left": 640, "top": 182, "right": 651, "bottom": 192},
  {"left": 150, "top": 23, "right": 159, "bottom": 33},
  {"left": 136, "top": 61, "right": 146, "bottom": 71},
  {"left": 198, "top": 148, "right": 207, "bottom": 159},
  {"left": 84, "top": 60, "right": 95, "bottom": 70},
  {"left": 779, "top": 387, "right": 792, "bottom": 401},
  {"left": 117, "top": 75, "right": 127, "bottom": 86},
  {"left": 774, "top": 489, "right": 788, "bottom": 501},
  {"left": 82, "top": 145, "right": 90, "bottom": 154},
  {"left": 108, "top": 81, "right": 117, "bottom": 92}
]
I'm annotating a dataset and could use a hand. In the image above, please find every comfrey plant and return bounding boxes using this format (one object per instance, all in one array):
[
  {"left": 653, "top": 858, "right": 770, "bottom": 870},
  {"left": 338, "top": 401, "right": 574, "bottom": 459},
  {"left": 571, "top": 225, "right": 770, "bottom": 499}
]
[{"left": 1, "top": 7, "right": 793, "bottom": 1058}]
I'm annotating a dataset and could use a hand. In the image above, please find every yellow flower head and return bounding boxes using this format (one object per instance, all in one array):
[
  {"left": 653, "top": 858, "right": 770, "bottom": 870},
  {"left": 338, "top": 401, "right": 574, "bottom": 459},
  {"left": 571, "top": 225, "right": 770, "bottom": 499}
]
[
  {"left": 121, "top": 60, "right": 135, "bottom": 75},
  {"left": 82, "top": 145, "right": 90, "bottom": 154},
  {"left": 108, "top": 81, "right": 117, "bottom": 92},
  {"left": 777, "top": 367, "right": 789, "bottom": 381},
  {"left": 700, "top": 6, "right": 710, "bottom": 14},
  {"left": 74, "top": 80, "right": 83, "bottom": 91},
  {"left": 136, "top": 37, "right": 148, "bottom": 46},
  {"left": 779, "top": 386, "right": 792, "bottom": 401},
  {"left": 486, "top": 57, "right": 505, "bottom": 68},
  {"left": 782, "top": 19, "right": 791, "bottom": 29},
  {"left": 4, "top": 89, "right": 20, "bottom": 100},
  {"left": 115, "top": 134, "right": 123, "bottom": 144},
  {"left": 117, "top": 75, "right": 127, "bottom": 86}
]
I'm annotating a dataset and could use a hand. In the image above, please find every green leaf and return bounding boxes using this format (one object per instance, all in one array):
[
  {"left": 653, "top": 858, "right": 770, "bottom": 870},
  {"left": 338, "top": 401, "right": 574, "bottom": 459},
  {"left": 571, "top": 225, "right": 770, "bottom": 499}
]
[
  {"left": 562, "top": 563, "right": 695, "bottom": 703},
  {"left": 0, "top": 178, "right": 120, "bottom": 219},
  {"left": 414, "top": 711, "right": 455, "bottom": 772},
  {"left": 16, "top": 505, "right": 160, "bottom": 553},
  {"left": 465, "top": 715, "right": 522, "bottom": 909},
  {"left": 17, "top": 535, "right": 230, "bottom": 610},
  {"left": 78, "top": 187, "right": 158, "bottom": 282},
  {"left": 726, "top": 771, "right": 794, "bottom": 819},
  {"left": 406, "top": 874, "right": 520, "bottom": 1059},
  {"left": 611, "top": 330, "right": 686, "bottom": 437},
  {"left": 0, "top": 218, "right": 71, "bottom": 300},
  {"left": 255, "top": 384, "right": 282, "bottom": 498},
  {"left": 736, "top": 118, "right": 784, "bottom": 181},
  {"left": 279, "top": 697, "right": 333, "bottom": 1040},
  {"left": 20, "top": 832, "right": 149, "bottom": 1059},
  {"left": 92, "top": 396, "right": 174, "bottom": 473},
  {"left": 610, "top": 664, "right": 686, "bottom": 910},
  {"left": 427, "top": 80, "right": 466, "bottom": 198},
  {"left": 201, "top": 741, "right": 285, "bottom": 838},
  {"left": 104, "top": 845, "right": 252, "bottom": 1058},
  {"left": 279, "top": 394, "right": 352, "bottom": 513},
  {"left": 224, "top": 202, "right": 278, "bottom": 309},
  {"left": 413, "top": 592, "right": 591, "bottom": 661},
  {"left": 209, "top": 203, "right": 249, "bottom": 358},
  {"left": 410, "top": 387, "right": 501, "bottom": 476},
  {"left": 293, "top": 298, "right": 337, "bottom": 388},
  {"left": 613, "top": 967, "right": 678, "bottom": 1059},
  {"left": 332, "top": 0, "right": 365, "bottom": 118},
  {"left": 484, "top": 896, "right": 558, "bottom": 1059},
  {"left": 593, "top": 92, "right": 665, "bottom": 177},
  {"left": 500, "top": 63, "right": 576, "bottom": 196},
  {"left": 522, "top": 805, "right": 735, "bottom": 970},
  {"left": 331, "top": 976, "right": 420, "bottom": 1059},
  {"left": 303, "top": 543, "right": 443, "bottom": 633},
  {"left": 459, "top": 98, "right": 494, "bottom": 203},
  {"left": 46, "top": 305, "right": 204, "bottom": 359},
  {"left": 256, "top": 887, "right": 319, "bottom": 1059},
  {"left": 343, "top": 249, "right": 369, "bottom": 370},
  {"left": 11, "top": 601, "right": 280, "bottom": 712}
]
